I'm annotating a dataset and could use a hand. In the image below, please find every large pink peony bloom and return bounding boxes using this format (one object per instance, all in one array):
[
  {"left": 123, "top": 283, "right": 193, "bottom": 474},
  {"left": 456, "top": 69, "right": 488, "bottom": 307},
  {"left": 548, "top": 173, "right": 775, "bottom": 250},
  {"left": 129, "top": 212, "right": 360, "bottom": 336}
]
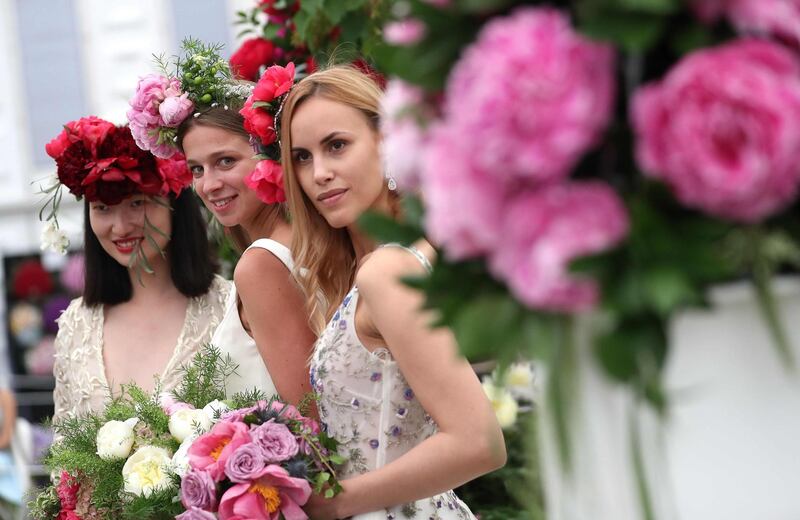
[
  {"left": 489, "top": 182, "right": 629, "bottom": 312},
  {"left": 127, "top": 73, "right": 186, "bottom": 157},
  {"left": 442, "top": 7, "right": 615, "bottom": 185},
  {"left": 380, "top": 80, "right": 429, "bottom": 192},
  {"left": 632, "top": 38, "right": 800, "bottom": 222},
  {"left": 691, "top": 0, "right": 800, "bottom": 47},
  {"left": 421, "top": 124, "right": 507, "bottom": 260},
  {"left": 188, "top": 421, "right": 251, "bottom": 481},
  {"left": 218, "top": 465, "right": 311, "bottom": 520}
]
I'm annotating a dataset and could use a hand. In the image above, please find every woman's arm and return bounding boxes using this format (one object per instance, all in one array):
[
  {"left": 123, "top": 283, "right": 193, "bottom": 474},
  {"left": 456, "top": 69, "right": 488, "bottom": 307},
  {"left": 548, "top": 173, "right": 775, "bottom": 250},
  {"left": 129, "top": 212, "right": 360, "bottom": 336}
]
[
  {"left": 0, "top": 389, "right": 16, "bottom": 449},
  {"left": 234, "top": 249, "right": 317, "bottom": 408},
  {"left": 307, "top": 247, "right": 507, "bottom": 519}
]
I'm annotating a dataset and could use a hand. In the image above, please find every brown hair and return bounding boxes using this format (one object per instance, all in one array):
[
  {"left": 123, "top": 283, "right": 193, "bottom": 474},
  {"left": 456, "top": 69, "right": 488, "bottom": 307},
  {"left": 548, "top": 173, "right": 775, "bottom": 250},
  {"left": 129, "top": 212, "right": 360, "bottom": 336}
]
[
  {"left": 177, "top": 103, "right": 284, "bottom": 251},
  {"left": 280, "top": 65, "right": 387, "bottom": 334}
]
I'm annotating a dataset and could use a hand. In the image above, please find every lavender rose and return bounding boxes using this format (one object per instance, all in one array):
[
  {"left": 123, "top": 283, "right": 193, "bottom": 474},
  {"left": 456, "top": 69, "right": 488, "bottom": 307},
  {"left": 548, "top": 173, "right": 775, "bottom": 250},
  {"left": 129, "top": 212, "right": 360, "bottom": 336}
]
[
  {"left": 250, "top": 421, "right": 299, "bottom": 463},
  {"left": 180, "top": 470, "right": 217, "bottom": 511},
  {"left": 175, "top": 507, "right": 216, "bottom": 520},
  {"left": 224, "top": 442, "right": 268, "bottom": 483}
]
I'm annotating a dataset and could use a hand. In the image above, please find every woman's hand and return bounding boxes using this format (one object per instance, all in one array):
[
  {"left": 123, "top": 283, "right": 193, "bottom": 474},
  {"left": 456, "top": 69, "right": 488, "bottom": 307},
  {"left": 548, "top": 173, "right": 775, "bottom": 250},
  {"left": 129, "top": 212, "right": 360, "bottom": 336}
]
[{"left": 304, "top": 491, "right": 344, "bottom": 520}]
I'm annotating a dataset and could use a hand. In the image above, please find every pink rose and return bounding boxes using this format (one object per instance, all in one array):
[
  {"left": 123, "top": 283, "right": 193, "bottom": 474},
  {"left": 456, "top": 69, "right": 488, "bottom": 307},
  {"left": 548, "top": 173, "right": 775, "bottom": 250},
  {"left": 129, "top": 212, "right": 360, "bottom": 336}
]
[
  {"left": 383, "top": 19, "right": 427, "bottom": 46},
  {"left": 631, "top": 38, "right": 800, "bottom": 222},
  {"left": 244, "top": 160, "right": 286, "bottom": 204},
  {"left": 218, "top": 465, "right": 311, "bottom": 520},
  {"left": 188, "top": 421, "right": 252, "bottom": 481},
  {"left": 159, "top": 93, "right": 194, "bottom": 127},
  {"left": 489, "top": 182, "right": 629, "bottom": 312},
  {"left": 421, "top": 124, "right": 506, "bottom": 260},
  {"left": 443, "top": 7, "right": 615, "bottom": 184}
]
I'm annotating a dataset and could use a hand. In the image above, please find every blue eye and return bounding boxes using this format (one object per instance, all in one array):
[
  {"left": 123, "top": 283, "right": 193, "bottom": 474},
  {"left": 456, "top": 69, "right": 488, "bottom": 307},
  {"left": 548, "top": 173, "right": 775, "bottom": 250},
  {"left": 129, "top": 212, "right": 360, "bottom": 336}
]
[
  {"left": 218, "top": 157, "right": 236, "bottom": 168},
  {"left": 190, "top": 165, "right": 203, "bottom": 178}
]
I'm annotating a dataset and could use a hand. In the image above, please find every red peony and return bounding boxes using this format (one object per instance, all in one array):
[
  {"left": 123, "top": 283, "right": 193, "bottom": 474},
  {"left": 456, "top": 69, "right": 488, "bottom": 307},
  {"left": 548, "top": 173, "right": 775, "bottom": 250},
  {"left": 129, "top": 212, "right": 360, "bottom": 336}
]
[
  {"left": 46, "top": 117, "right": 115, "bottom": 159},
  {"left": 253, "top": 62, "right": 296, "bottom": 101},
  {"left": 240, "top": 97, "right": 277, "bottom": 145},
  {"left": 156, "top": 153, "right": 192, "bottom": 196},
  {"left": 12, "top": 259, "right": 53, "bottom": 299},
  {"left": 230, "top": 37, "right": 274, "bottom": 81}
]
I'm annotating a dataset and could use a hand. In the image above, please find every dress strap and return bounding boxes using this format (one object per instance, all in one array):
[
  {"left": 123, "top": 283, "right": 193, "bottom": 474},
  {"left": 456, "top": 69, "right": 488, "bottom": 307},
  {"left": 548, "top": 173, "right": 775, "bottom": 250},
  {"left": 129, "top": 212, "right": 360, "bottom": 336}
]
[
  {"left": 245, "top": 238, "right": 294, "bottom": 271},
  {"left": 379, "top": 243, "right": 432, "bottom": 273}
]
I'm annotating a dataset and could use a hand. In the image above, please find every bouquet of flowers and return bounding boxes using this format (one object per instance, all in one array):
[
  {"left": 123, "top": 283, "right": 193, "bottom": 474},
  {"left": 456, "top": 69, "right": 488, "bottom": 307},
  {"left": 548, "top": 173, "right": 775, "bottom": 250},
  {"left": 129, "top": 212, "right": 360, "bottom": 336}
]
[{"left": 30, "top": 347, "right": 342, "bottom": 520}]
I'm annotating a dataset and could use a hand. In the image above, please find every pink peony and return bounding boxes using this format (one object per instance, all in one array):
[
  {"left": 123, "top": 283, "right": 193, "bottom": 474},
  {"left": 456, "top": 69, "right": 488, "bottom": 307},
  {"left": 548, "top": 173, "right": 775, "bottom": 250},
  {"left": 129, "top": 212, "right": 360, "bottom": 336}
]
[
  {"left": 380, "top": 80, "right": 429, "bottom": 191},
  {"left": 218, "top": 465, "right": 311, "bottom": 520},
  {"left": 489, "top": 182, "right": 629, "bottom": 312},
  {"left": 188, "top": 421, "right": 252, "bottom": 481},
  {"left": 240, "top": 97, "right": 277, "bottom": 145},
  {"left": 244, "top": 160, "right": 286, "bottom": 204},
  {"left": 160, "top": 93, "right": 194, "bottom": 127},
  {"left": 691, "top": 0, "right": 800, "bottom": 47},
  {"left": 442, "top": 7, "right": 615, "bottom": 185},
  {"left": 127, "top": 73, "right": 185, "bottom": 157},
  {"left": 253, "top": 62, "right": 296, "bottom": 101},
  {"left": 421, "top": 124, "right": 506, "bottom": 260},
  {"left": 631, "top": 38, "right": 800, "bottom": 222},
  {"left": 383, "top": 19, "right": 427, "bottom": 45}
]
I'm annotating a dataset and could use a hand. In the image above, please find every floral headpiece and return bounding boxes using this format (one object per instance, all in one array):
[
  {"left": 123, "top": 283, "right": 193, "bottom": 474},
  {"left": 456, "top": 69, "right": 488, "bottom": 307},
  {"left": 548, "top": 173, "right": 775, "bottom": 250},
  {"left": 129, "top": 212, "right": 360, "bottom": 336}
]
[
  {"left": 40, "top": 116, "right": 191, "bottom": 256},
  {"left": 238, "top": 62, "right": 297, "bottom": 204},
  {"left": 127, "top": 39, "right": 254, "bottom": 159}
]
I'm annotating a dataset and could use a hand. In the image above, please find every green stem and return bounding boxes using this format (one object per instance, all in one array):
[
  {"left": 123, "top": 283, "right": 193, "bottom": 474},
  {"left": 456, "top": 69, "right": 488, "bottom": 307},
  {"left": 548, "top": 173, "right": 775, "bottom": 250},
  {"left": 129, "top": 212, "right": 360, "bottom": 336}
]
[
  {"left": 629, "top": 408, "right": 656, "bottom": 520},
  {"left": 546, "top": 315, "right": 577, "bottom": 471}
]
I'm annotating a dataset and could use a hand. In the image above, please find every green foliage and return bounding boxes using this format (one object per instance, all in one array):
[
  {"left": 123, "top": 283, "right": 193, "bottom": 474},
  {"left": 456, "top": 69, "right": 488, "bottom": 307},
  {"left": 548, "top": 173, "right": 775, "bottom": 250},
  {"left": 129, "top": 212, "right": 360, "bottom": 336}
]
[
  {"left": 121, "top": 481, "right": 183, "bottom": 520},
  {"left": 171, "top": 345, "right": 239, "bottom": 407}
]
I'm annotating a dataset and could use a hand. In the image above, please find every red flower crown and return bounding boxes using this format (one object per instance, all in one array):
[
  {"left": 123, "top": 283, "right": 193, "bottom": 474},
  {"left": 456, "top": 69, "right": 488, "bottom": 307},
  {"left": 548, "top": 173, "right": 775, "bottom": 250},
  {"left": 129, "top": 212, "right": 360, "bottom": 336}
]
[{"left": 46, "top": 116, "right": 191, "bottom": 205}]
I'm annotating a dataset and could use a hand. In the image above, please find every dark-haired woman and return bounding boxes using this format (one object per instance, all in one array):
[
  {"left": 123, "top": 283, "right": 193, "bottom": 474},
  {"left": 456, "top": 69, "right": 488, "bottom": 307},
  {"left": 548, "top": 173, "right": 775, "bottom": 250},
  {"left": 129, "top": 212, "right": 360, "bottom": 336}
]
[{"left": 49, "top": 118, "right": 229, "bottom": 422}]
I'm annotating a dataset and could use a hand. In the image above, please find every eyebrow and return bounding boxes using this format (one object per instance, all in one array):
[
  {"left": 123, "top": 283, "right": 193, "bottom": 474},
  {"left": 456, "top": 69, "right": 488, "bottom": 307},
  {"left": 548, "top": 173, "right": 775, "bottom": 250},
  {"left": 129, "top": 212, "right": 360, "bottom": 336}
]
[
  {"left": 291, "top": 131, "right": 351, "bottom": 154},
  {"left": 186, "top": 149, "right": 241, "bottom": 164}
]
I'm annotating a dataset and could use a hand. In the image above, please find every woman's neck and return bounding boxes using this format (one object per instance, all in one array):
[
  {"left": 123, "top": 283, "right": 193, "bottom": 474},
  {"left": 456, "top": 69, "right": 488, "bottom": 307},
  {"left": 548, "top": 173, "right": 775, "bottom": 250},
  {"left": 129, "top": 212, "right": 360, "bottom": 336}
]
[
  {"left": 242, "top": 206, "right": 281, "bottom": 243},
  {"left": 348, "top": 226, "right": 377, "bottom": 265},
  {"left": 127, "top": 257, "right": 182, "bottom": 304}
]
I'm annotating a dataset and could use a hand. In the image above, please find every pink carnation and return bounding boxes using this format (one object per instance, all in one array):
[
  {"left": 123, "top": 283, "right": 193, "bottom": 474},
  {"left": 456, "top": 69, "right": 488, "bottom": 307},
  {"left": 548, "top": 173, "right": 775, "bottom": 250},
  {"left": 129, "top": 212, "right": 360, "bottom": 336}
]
[
  {"left": 244, "top": 160, "right": 286, "bottom": 204},
  {"left": 489, "top": 182, "right": 629, "bottom": 312},
  {"left": 443, "top": 7, "right": 615, "bottom": 185},
  {"left": 691, "top": 0, "right": 800, "bottom": 47},
  {"left": 218, "top": 465, "right": 311, "bottom": 520},
  {"left": 188, "top": 421, "right": 252, "bottom": 481},
  {"left": 421, "top": 124, "right": 506, "bottom": 260},
  {"left": 631, "top": 38, "right": 800, "bottom": 222},
  {"left": 381, "top": 80, "right": 429, "bottom": 191}
]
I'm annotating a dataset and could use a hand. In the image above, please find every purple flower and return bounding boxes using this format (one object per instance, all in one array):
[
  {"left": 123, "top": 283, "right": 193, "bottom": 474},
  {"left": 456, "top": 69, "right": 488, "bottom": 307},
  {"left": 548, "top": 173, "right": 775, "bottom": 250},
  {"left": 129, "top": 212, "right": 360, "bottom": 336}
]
[
  {"left": 180, "top": 470, "right": 217, "bottom": 511},
  {"left": 403, "top": 388, "right": 414, "bottom": 401},
  {"left": 369, "top": 439, "right": 379, "bottom": 449},
  {"left": 175, "top": 507, "right": 217, "bottom": 520},
  {"left": 224, "top": 442, "right": 269, "bottom": 483},
  {"left": 250, "top": 421, "right": 299, "bottom": 463},
  {"left": 370, "top": 372, "right": 382, "bottom": 382}
]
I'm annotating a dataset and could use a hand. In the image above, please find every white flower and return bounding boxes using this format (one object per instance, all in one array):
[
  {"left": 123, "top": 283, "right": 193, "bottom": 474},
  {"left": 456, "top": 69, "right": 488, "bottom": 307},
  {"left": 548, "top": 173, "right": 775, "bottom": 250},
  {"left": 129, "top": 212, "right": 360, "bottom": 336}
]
[
  {"left": 482, "top": 379, "right": 519, "bottom": 429},
  {"left": 169, "top": 408, "right": 212, "bottom": 442},
  {"left": 40, "top": 220, "right": 69, "bottom": 255},
  {"left": 504, "top": 362, "right": 537, "bottom": 402},
  {"left": 96, "top": 418, "right": 138, "bottom": 460},
  {"left": 122, "top": 445, "right": 173, "bottom": 496},
  {"left": 202, "top": 400, "right": 229, "bottom": 422},
  {"left": 170, "top": 435, "right": 196, "bottom": 478}
]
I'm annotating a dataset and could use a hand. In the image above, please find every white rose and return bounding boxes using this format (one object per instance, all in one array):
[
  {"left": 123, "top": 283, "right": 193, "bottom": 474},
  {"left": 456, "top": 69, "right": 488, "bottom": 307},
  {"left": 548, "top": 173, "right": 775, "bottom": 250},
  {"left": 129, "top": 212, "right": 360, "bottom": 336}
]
[
  {"left": 482, "top": 379, "right": 519, "bottom": 429},
  {"left": 96, "top": 418, "right": 138, "bottom": 460},
  {"left": 202, "top": 400, "right": 229, "bottom": 422},
  {"left": 169, "top": 408, "right": 212, "bottom": 442},
  {"left": 170, "top": 435, "right": 196, "bottom": 478},
  {"left": 504, "top": 362, "right": 537, "bottom": 402},
  {"left": 122, "top": 445, "right": 173, "bottom": 496}
]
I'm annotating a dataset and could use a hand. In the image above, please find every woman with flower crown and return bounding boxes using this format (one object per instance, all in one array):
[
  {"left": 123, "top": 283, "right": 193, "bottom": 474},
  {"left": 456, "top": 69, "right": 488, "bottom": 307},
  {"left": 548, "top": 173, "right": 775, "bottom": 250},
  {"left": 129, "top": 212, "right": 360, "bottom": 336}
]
[
  {"left": 279, "top": 65, "right": 506, "bottom": 520},
  {"left": 46, "top": 118, "right": 230, "bottom": 425},
  {"left": 128, "top": 41, "right": 316, "bottom": 406}
]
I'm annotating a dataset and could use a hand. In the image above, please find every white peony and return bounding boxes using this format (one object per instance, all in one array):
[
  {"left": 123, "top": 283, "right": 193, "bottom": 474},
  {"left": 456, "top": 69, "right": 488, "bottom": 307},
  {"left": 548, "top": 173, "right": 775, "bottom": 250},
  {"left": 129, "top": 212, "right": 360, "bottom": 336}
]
[
  {"left": 96, "top": 418, "right": 138, "bottom": 460},
  {"left": 482, "top": 379, "right": 519, "bottom": 429},
  {"left": 170, "top": 435, "right": 196, "bottom": 478},
  {"left": 122, "top": 445, "right": 173, "bottom": 496},
  {"left": 202, "top": 399, "right": 229, "bottom": 422},
  {"left": 40, "top": 220, "right": 69, "bottom": 255},
  {"left": 169, "top": 408, "right": 212, "bottom": 442}
]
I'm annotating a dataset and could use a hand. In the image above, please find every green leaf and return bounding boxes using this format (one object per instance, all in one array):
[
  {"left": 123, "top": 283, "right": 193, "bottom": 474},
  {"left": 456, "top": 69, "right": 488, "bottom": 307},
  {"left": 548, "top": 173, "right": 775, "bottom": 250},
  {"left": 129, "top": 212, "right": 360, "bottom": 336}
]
[
  {"left": 325, "top": 488, "right": 336, "bottom": 498},
  {"left": 576, "top": 4, "right": 668, "bottom": 52},
  {"left": 322, "top": 0, "right": 367, "bottom": 26},
  {"left": 451, "top": 294, "right": 529, "bottom": 364},
  {"left": 641, "top": 267, "right": 697, "bottom": 315}
]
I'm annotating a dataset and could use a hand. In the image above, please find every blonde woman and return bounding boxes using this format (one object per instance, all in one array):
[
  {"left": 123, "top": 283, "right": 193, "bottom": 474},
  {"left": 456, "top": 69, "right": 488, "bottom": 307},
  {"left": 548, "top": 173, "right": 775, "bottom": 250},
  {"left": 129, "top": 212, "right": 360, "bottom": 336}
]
[{"left": 281, "top": 65, "right": 506, "bottom": 519}]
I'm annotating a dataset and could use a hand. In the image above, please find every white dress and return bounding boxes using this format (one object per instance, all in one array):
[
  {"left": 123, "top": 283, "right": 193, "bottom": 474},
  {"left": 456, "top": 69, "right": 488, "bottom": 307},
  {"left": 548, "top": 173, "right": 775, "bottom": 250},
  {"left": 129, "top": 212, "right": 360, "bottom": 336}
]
[
  {"left": 310, "top": 245, "right": 477, "bottom": 520},
  {"left": 212, "top": 238, "right": 294, "bottom": 398}
]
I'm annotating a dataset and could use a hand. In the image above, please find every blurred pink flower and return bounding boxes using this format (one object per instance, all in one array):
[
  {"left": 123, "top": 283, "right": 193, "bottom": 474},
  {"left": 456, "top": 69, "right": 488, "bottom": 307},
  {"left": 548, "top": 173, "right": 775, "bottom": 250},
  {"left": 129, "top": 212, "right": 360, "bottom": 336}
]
[
  {"left": 381, "top": 80, "right": 429, "bottom": 191},
  {"left": 383, "top": 19, "right": 427, "bottom": 45},
  {"left": 489, "top": 182, "right": 629, "bottom": 312},
  {"left": 632, "top": 38, "right": 800, "bottom": 222},
  {"left": 421, "top": 124, "right": 506, "bottom": 260},
  {"left": 218, "top": 465, "right": 311, "bottom": 520},
  {"left": 443, "top": 7, "right": 615, "bottom": 184},
  {"left": 691, "top": 0, "right": 800, "bottom": 46}
]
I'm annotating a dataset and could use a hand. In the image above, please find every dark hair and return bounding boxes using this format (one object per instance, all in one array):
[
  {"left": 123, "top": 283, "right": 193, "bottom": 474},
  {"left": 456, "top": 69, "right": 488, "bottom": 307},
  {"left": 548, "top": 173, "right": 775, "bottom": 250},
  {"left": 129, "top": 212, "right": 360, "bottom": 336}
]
[{"left": 83, "top": 189, "right": 219, "bottom": 305}]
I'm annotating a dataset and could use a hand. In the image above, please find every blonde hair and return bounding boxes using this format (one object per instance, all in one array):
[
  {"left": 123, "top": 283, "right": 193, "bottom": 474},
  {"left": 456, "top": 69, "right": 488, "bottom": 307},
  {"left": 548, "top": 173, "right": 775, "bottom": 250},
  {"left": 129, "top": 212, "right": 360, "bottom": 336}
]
[{"left": 280, "top": 65, "right": 384, "bottom": 334}]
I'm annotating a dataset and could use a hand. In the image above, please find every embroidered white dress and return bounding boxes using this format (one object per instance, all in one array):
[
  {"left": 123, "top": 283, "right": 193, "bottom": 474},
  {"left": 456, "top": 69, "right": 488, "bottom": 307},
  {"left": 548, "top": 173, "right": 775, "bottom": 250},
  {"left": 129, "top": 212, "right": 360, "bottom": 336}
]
[
  {"left": 310, "top": 247, "right": 476, "bottom": 520},
  {"left": 212, "top": 238, "right": 294, "bottom": 398},
  {"left": 52, "top": 275, "right": 230, "bottom": 423}
]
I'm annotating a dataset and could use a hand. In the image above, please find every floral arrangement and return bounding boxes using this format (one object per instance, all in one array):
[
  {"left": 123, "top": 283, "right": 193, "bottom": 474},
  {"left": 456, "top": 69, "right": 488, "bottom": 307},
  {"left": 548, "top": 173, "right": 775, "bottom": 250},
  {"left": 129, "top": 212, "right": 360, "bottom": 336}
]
[
  {"left": 40, "top": 116, "right": 191, "bottom": 258},
  {"left": 29, "top": 347, "right": 342, "bottom": 520},
  {"left": 238, "top": 62, "right": 297, "bottom": 204}
]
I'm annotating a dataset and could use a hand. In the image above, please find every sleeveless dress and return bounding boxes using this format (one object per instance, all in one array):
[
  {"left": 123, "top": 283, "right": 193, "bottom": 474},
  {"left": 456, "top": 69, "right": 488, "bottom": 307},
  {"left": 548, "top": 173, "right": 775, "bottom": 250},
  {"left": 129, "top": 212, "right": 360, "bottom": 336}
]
[
  {"left": 310, "top": 245, "right": 476, "bottom": 520},
  {"left": 53, "top": 275, "right": 230, "bottom": 422},
  {"left": 212, "top": 238, "right": 294, "bottom": 398}
]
